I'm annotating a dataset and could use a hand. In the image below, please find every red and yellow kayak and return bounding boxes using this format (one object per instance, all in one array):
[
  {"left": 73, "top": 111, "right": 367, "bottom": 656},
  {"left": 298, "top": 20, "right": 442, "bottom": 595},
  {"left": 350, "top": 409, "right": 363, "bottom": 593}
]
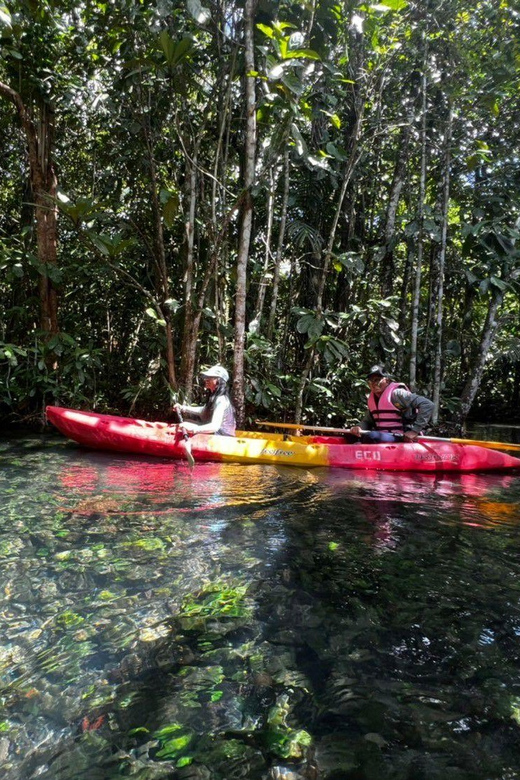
[{"left": 45, "top": 407, "right": 520, "bottom": 472}]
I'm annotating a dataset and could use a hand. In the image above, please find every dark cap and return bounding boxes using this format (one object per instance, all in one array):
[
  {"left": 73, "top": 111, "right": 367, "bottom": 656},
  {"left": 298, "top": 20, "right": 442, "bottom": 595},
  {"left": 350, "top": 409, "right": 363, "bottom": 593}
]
[{"left": 366, "top": 364, "right": 393, "bottom": 379}]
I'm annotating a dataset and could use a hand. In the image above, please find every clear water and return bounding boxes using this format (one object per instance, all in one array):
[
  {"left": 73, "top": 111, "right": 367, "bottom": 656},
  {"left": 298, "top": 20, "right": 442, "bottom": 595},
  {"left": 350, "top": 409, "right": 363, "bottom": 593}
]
[{"left": 2, "top": 434, "right": 520, "bottom": 779}]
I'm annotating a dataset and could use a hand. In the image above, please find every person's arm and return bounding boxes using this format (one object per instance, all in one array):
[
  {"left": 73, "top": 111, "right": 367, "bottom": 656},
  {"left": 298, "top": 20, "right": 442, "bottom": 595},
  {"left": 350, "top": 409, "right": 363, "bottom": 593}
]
[
  {"left": 174, "top": 402, "right": 204, "bottom": 421},
  {"left": 179, "top": 397, "right": 226, "bottom": 434},
  {"left": 348, "top": 412, "right": 374, "bottom": 436},
  {"left": 391, "top": 388, "right": 434, "bottom": 434}
]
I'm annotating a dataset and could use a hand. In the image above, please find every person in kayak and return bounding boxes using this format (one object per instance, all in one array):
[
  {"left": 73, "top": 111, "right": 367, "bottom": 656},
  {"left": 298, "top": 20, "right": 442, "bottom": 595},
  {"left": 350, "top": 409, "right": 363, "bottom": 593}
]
[
  {"left": 173, "top": 364, "right": 236, "bottom": 436},
  {"left": 346, "top": 365, "right": 434, "bottom": 443}
]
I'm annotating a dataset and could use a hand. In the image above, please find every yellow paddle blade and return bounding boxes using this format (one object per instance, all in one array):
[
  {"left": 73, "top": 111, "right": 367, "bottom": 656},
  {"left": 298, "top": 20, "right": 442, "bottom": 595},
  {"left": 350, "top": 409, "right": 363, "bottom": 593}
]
[{"left": 434, "top": 437, "right": 520, "bottom": 453}]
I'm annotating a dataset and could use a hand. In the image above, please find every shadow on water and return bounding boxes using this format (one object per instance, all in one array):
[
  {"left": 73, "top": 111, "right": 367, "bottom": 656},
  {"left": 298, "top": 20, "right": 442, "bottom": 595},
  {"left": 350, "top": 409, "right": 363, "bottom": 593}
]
[{"left": 2, "top": 436, "right": 520, "bottom": 779}]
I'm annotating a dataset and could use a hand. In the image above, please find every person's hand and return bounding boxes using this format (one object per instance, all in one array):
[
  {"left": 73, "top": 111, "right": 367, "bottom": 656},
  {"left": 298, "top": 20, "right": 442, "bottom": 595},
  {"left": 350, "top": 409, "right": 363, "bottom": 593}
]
[
  {"left": 403, "top": 430, "right": 418, "bottom": 443},
  {"left": 179, "top": 421, "right": 198, "bottom": 434},
  {"left": 173, "top": 402, "right": 184, "bottom": 414},
  {"left": 348, "top": 426, "right": 362, "bottom": 437}
]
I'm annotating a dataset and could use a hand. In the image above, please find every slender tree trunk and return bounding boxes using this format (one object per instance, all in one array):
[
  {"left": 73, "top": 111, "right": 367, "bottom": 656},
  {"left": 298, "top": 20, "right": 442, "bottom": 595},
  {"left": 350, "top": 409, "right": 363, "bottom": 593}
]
[
  {"left": 179, "top": 152, "right": 198, "bottom": 395},
  {"left": 294, "top": 12, "right": 365, "bottom": 423},
  {"left": 458, "top": 268, "right": 520, "bottom": 425},
  {"left": 380, "top": 122, "right": 411, "bottom": 297},
  {"left": 396, "top": 238, "right": 414, "bottom": 375},
  {"left": 280, "top": 255, "right": 297, "bottom": 370},
  {"left": 146, "top": 138, "right": 176, "bottom": 390},
  {"left": 409, "top": 58, "right": 427, "bottom": 390},
  {"left": 267, "top": 147, "right": 290, "bottom": 341},
  {"left": 137, "top": 71, "right": 177, "bottom": 392},
  {"left": 232, "top": 0, "right": 257, "bottom": 427},
  {"left": 253, "top": 168, "right": 275, "bottom": 331},
  {"left": 431, "top": 105, "right": 452, "bottom": 423},
  {"left": 0, "top": 83, "right": 59, "bottom": 343}
]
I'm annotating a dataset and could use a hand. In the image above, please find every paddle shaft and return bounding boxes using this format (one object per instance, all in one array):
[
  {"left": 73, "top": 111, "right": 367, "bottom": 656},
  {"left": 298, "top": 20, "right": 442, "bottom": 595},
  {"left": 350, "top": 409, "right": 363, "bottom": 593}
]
[
  {"left": 176, "top": 409, "right": 195, "bottom": 467},
  {"left": 255, "top": 420, "right": 520, "bottom": 453}
]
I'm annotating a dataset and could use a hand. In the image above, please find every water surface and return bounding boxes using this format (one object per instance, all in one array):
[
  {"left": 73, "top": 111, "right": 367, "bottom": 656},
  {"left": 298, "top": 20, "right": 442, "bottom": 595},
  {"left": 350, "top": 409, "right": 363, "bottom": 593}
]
[{"left": 2, "top": 434, "right": 520, "bottom": 779}]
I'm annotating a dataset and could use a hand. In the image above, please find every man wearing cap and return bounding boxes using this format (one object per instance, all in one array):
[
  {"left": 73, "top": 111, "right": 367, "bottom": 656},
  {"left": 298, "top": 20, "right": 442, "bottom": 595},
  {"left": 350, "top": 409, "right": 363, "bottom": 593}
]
[
  {"left": 173, "top": 364, "right": 236, "bottom": 436},
  {"left": 347, "top": 365, "right": 434, "bottom": 443}
]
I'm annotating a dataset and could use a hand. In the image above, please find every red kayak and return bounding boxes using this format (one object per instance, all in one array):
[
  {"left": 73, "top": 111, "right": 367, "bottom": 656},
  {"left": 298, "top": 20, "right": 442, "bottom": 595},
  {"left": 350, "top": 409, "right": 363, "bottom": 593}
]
[{"left": 46, "top": 406, "right": 520, "bottom": 472}]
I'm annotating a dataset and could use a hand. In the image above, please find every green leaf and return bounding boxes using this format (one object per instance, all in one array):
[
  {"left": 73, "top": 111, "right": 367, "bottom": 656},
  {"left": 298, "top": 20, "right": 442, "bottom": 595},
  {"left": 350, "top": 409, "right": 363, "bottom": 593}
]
[
  {"left": 385, "top": 0, "right": 408, "bottom": 7},
  {"left": 267, "top": 383, "right": 282, "bottom": 398},
  {"left": 489, "top": 276, "right": 508, "bottom": 291},
  {"left": 159, "top": 30, "right": 175, "bottom": 64},
  {"left": 154, "top": 724, "right": 183, "bottom": 739},
  {"left": 171, "top": 37, "right": 195, "bottom": 66},
  {"left": 325, "top": 142, "right": 347, "bottom": 160},
  {"left": 282, "top": 47, "right": 321, "bottom": 61},
  {"left": 368, "top": 0, "right": 408, "bottom": 11},
  {"left": 257, "top": 23, "right": 275, "bottom": 38},
  {"left": 163, "top": 192, "right": 179, "bottom": 227},
  {"left": 280, "top": 71, "right": 306, "bottom": 95},
  {"left": 0, "top": 6, "right": 12, "bottom": 28},
  {"left": 160, "top": 33, "right": 194, "bottom": 67}
]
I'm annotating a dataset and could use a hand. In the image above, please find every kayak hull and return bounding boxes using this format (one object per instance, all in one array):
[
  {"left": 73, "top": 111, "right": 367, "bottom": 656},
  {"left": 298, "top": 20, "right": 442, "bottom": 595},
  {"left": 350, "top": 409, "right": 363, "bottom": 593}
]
[{"left": 45, "top": 406, "right": 520, "bottom": 473}]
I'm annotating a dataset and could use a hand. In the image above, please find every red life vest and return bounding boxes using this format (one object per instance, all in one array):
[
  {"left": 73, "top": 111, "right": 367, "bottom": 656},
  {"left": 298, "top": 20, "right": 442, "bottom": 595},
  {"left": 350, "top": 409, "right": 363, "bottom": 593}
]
[{"left": 368, "top": 381, "right": 409, "bottom": 434}]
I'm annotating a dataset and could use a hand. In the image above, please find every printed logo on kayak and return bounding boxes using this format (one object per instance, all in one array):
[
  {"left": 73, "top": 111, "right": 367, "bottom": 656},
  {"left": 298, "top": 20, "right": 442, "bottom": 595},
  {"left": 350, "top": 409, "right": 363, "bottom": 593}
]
[
  {"left": 414, "top": 453, "right": 458, "bottom": 462},
  {"left": 261, "top": 448, "right": 295, "bottom": 457},
  {"left": 355, "top": 451, "right": 381, "bottom": 460}
]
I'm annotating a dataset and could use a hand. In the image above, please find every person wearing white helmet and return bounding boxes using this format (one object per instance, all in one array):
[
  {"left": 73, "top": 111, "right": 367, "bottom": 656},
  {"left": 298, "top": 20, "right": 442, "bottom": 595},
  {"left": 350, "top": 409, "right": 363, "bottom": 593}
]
[{"left": 173, "top": 365, "right": 236, "bottom": 436}]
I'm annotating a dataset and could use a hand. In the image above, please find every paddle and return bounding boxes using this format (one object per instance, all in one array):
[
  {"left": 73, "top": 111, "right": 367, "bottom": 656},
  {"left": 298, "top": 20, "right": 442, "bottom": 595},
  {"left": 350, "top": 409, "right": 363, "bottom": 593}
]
[
  {"left": 256, "top": 420, "right": 349, "bottom": 435},
  {"left": 255, "top": 420, "right": 520, "bottom": 453},
  {"left": 176, "top": 409, "right": 195, "bottom": 468}
]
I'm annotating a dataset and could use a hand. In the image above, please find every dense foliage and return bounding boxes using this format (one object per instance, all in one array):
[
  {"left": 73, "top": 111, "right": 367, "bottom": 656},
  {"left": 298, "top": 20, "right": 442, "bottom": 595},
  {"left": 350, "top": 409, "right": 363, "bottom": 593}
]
[{"left": 1, "top": 0, "right": 519, "bottom": 427}]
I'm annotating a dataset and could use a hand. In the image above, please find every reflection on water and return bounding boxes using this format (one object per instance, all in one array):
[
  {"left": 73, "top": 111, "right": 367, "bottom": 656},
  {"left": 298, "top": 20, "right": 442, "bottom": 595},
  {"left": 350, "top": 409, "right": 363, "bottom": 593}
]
[
  {"left": 1, "top": 436, "right": 520, "bottom": 779},
  {"left": 469, "top": 422, "right": 520, "bottom": 445}
]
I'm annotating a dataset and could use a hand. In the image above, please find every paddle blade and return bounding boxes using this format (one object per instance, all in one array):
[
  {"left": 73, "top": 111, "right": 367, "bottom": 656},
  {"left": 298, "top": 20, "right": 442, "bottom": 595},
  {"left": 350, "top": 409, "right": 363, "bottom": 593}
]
[
  {"left": 176, "top": 408, "right": 196, "bottom": 467},
  {"left": 419, "top": 435, "right": 520, "bottom": 453},
  {"left": 184, "top": 439, "right": 195, "bottom": 468},
  {"left": 449, "top": 437, "right": 520, "bottom": 453}
]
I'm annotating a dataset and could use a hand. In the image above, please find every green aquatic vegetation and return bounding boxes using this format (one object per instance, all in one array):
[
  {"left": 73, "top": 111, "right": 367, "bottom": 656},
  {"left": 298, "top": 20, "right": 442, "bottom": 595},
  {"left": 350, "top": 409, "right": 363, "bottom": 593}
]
[
  {"left": 56, "top": 610, "right": 85, "bottom": 629},
  {"left": 511, "top": 698, "right": 520, "bottom": 726},
  {"left": 98, "top": 590, "right": 119, "bottom": 601},
  {"left": 179, "top": 582, "right": 252, "bottom": 620},
  {"left": 153, "top": 723, "right": 193, "bottom": 763},
  {"left": 263, "top": 694, "right": 313, "bottom": 760},
  {"left": 125, "top": 536, "right": 166, "bottom": 552},
  {"left": 0, "top": 538, "right": 25, "bottom": 557},
  {"left": 175, "top": 664, "right": 225, "bottom": 709}
]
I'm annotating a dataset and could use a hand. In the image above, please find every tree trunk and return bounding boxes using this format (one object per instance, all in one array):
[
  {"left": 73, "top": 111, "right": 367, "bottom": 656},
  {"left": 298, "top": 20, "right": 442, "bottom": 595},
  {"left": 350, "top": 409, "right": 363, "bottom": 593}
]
[
  {"left": 396, "top": 238, "right": 414, "bottom": 375},
  {"left": 232, "top": 0, "right": 257, "bottom": 427},
  {"left": 179, "top": 153, "right": 198, "bottom": 396},
  {"left": 409, "top": 59, "right": 427, "bottom": 390},
  {"left": 380, "top": 122, "right": 411, "bottom": 297},
  {"left": 0, "top": 82, "right": 59, "bottom": 343},
  {"left": 431, "top": 105, "right": 452, "bottom": 423},
  {"left": 147, "top": 140, "right": 177, "bottom": 391},
  {"left": 293, "top": 11, "right": 365, "bottom": 422},
  {"left": 458, "top": 269, "right": 520, "bottom": 425},
  {"left": 267, "top": 147, "right": 290, "bottom": 341},
  {"left": 253, "top": 167, "right": 275, "bottom": 332}
]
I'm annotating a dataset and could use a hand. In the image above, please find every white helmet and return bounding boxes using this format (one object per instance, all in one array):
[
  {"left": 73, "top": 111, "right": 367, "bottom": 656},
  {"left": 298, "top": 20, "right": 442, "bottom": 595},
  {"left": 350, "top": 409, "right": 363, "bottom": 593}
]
[{"left": 200, "top": 364, "right": 229, "bottom": 382}]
